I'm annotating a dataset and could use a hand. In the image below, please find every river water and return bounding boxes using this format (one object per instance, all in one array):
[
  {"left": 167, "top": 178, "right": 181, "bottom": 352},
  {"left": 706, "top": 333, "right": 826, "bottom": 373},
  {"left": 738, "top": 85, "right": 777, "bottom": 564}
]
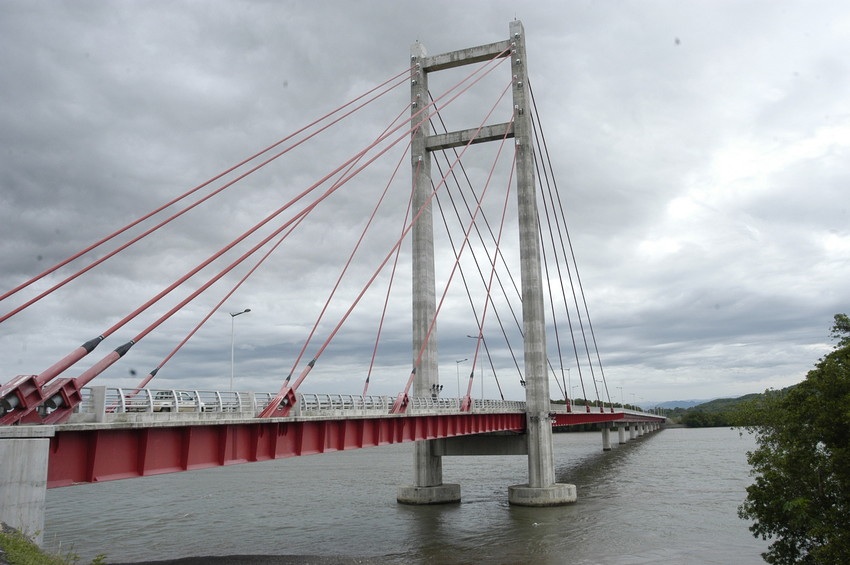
[{"left": 43, "top": 427, "right": 769, "bottom": 564}]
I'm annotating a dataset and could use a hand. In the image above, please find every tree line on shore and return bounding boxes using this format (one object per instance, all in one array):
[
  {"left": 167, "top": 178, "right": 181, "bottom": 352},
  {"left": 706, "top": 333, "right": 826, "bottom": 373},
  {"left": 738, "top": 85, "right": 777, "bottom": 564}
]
[
  {"left": 664, "top": 393, "right": 768, "bottom": 428},
  {"left": 592, "top": 314, "right": 849, "bottom": 563},
  {"left": 697, "top": 313, "right": 850, "bottom": 564}
]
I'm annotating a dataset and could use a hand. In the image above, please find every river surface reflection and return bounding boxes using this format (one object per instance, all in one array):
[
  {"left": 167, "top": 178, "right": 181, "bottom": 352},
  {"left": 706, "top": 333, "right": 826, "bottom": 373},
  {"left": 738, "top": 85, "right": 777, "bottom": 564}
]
[{"left": 44, "top": 427, "right": 768, "bottom": 564}]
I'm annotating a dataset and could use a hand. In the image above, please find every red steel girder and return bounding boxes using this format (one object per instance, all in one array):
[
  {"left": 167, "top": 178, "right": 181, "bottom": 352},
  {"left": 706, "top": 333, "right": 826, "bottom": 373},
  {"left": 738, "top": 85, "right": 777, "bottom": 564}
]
[
  {"left": 47, "top": 412, "right": 525, "bottom": 488},
  {"left": 550, "top": 411, "right": 664, "bottom": 427}
]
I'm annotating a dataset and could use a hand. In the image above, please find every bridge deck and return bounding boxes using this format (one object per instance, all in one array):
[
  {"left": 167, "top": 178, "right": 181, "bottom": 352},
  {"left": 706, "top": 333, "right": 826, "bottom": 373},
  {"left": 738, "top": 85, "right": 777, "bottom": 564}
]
[{"left": 35, "top": 387, "right": 663, "bottom": 488}]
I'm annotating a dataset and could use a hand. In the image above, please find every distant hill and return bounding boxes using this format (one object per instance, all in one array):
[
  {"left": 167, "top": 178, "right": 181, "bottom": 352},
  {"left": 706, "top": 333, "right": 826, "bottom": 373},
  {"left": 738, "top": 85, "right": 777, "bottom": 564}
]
[
  {"left": 659, "top": 386, "right": 799, "bottom": 427},
  {"left": 662, "top": 392, "right": 769, "bottom": 427},
  {"left": 654, "top": 393, "right": 766, "bottom": 411},
  {"left": 690, "top": 393, "right": 763, "bottom": 413},
  {"left": 653, "top": 399, "right": 711, "bottom": 409}
]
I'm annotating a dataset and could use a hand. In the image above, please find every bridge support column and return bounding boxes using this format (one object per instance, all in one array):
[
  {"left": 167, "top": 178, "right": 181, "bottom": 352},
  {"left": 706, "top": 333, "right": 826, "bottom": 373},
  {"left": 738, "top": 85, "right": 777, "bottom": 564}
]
[
  {"left": 601, "top": 424, "right": 612, "bottom": 451},
  {"left": 618, "top": 425, "right": 626, "bottom": 444},
  {"left": 397, "top": 39, "right": 459, "bottom": 506},
  {"left": 507, "top": 20, "right": 574, "bottom": 507},
  {"left": 0, "top": 426, "right": 54, "bottom": 545},
  {"left": 629, "top": 424, "right": 637, "bottom": 440}
]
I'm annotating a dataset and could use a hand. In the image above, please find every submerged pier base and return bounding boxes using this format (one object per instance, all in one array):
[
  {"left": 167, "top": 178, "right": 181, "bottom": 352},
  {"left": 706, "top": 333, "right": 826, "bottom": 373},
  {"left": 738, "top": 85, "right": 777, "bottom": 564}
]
[
  {"left": 508, "top": 483, "right": 577, "bottom": 506},
  {"left": 397, "top": 482, "right": 461, "bottom": 505}
]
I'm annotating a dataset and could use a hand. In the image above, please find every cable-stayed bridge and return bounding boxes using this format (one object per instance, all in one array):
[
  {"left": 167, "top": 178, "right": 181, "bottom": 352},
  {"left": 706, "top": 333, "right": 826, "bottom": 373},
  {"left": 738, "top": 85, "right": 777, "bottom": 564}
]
[{"left": 0, "top": 21, "right": 664, "bottom": 543}]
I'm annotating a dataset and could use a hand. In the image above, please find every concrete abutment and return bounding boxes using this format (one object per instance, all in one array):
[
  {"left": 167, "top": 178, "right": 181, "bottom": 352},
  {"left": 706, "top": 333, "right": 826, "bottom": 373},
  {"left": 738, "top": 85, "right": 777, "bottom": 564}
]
[{"left": 0, "top": 426, "right": 54, "bottom": 545}]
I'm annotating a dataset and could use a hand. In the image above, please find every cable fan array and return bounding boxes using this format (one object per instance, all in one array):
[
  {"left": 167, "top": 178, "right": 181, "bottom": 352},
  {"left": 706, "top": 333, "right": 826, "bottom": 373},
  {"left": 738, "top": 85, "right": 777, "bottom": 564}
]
[{"left": 0, "top": 45, "right": 610, "bottom": 425}]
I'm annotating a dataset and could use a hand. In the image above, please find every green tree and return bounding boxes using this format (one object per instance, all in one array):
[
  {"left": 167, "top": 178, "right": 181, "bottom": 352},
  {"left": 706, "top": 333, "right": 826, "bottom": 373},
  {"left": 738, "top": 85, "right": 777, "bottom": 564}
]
[
  {"left": 829, "top": 313, "right": 850, "bottom": 348},
  {"left": 738, "top": 315, "right": 850, "bottom": 563}
]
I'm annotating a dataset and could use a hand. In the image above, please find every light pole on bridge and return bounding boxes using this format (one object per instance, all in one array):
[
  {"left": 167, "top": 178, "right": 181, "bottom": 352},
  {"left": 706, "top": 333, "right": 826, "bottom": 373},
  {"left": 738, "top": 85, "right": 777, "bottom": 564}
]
[
  {"left": 230, "top": 308, "right": 251, "bottom": 392},
  {"left": 455, "top": 358, "right": 467, "bottom": 399}
]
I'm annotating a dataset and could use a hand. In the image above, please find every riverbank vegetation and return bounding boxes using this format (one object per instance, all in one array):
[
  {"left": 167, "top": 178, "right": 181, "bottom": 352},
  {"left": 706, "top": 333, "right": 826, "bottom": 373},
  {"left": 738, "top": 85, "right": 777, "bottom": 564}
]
[
  {"left": 737, "top": 313, "right": 850, "bottom": 564},
  {"left": 664, "top": 394, "right": 765, "bottom": 427},
  {"left": 621, "top": 393, "right": 768, "bottom": 427},
  {"left": 0, "top": 523, "right": 105, "bottom": 565}
]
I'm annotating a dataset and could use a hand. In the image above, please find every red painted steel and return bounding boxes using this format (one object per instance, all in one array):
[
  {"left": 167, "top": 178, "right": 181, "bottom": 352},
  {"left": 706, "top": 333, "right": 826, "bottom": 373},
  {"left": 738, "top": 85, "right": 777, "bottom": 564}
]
[
  {"left": 47, "top": 412, "right": 526, "bottom": 488},
  {"left": 551, "top": 411, "right": 665, "bottom": 426},
  {"left": 45, "top": 410, "right": 664, "bottom": 488}
]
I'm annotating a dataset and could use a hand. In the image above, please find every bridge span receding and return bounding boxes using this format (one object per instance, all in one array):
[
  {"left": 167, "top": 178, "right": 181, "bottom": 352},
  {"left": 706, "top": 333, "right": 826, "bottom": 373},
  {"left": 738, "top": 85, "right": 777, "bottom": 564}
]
[
  {"left": 47, "top": 385, "right": 663, "bottom": 488},
  {"left": 1, "top": 385, "right": 663, "bottom": 543}
]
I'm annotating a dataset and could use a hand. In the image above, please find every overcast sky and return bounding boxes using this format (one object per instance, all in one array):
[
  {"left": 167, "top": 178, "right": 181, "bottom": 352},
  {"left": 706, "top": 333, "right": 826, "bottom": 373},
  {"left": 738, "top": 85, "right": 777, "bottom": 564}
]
[{"left": 2, "top": 1, "right": 848, "bottom": 407}]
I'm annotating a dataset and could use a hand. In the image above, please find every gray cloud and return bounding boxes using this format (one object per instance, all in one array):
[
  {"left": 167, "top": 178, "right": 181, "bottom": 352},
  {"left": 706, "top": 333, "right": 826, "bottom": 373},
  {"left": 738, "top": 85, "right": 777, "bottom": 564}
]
[{"left": 2, "top": 1, "right": 849, "bottom": 406}]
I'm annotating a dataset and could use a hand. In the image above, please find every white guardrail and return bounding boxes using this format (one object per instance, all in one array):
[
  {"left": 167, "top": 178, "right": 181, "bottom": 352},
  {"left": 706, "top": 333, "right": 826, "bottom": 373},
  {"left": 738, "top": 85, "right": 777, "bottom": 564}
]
[{"left": 68, "top": 387, "right": 527, "bottom": 424}]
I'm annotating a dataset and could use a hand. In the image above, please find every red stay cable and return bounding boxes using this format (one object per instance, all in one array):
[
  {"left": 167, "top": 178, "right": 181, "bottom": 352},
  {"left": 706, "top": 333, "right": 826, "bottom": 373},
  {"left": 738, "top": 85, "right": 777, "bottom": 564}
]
[
  {"left": 0, "top": 67, "right": 413, "bottom": 306},
  {"left": 4, "top": 50, "right": 506, "bottom": 336},
  {"left": 69, "top": 119, "right": 422, "bottom": 391},
  {"left": 463, "top": 140, "right": 516, "bottom": 406},
  {"left": 23, "top": 81, "right": 437, "bottom": 391},
  {"left": 51, "top": 92, "right": 434, "bottom": 395},
  {"left": 398, "top": 81, "right": 514, "bottom": 402},
  {"left": 2, "top": 54, "right": 513, "bottom": 420},
  {"left": 363, "top": 168, "right": 415, "bottom": 396},
  {"left": 133, "top": 212, "right": 310, "bottom": 392},
  {"left": 0, "top": 72, "right": 411, "bottom": 326},
  {"left": 286, "top": 105, "right": 413, "bottom": 378},
  {"left": 259, "top": 53, "right": 515, "bottom": 408}
]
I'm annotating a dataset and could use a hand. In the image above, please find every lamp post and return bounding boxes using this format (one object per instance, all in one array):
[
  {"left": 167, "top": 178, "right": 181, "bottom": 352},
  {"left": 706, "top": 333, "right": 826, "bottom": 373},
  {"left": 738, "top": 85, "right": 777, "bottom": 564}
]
[
  {"left": 230, "top": 308, "right": 251, "bottom": 391},
  {"left": 455, "top": 358, "right": 467, "bottom": 398},
  {"left": 616, "top": 386, "right": 623, "bottom": 407}
]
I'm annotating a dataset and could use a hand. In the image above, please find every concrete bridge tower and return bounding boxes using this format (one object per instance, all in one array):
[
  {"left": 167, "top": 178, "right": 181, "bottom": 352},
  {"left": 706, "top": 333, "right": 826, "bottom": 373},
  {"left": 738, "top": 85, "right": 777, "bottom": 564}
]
[
  {"left": 397, "top": 20, "right": 575, "bottom": 506},
  {"left": 395, "top": 37, "right": 461, "bottom": 505},
  {"left": 505, "top": 20, "right": 575, "bottom": 506}
]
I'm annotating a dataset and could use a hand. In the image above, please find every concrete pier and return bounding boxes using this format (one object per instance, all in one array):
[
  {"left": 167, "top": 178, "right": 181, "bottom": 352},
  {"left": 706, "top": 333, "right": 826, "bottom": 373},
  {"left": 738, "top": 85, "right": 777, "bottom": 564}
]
[
  {"left": 618, "top": 425, "right": 626, "bottom": 444},
  {"left": 0, "top": 425, "right": 54, "bottom": 544},
  {"left": 601, "top": 424, "right": 612, "bottom": 451}
]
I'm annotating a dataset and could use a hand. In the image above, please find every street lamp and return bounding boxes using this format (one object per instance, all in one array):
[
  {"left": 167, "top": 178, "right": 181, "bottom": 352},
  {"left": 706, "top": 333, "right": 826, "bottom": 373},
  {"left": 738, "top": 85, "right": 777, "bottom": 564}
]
[
  {"left": 455, "top": 358, "right": 467, "bottom": 398},
  {"left": 230, "top": 308, "right": 251, "bottom": 391},
  {"left": 616, "top": 386, "right": 623, "bottom": 407}
]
